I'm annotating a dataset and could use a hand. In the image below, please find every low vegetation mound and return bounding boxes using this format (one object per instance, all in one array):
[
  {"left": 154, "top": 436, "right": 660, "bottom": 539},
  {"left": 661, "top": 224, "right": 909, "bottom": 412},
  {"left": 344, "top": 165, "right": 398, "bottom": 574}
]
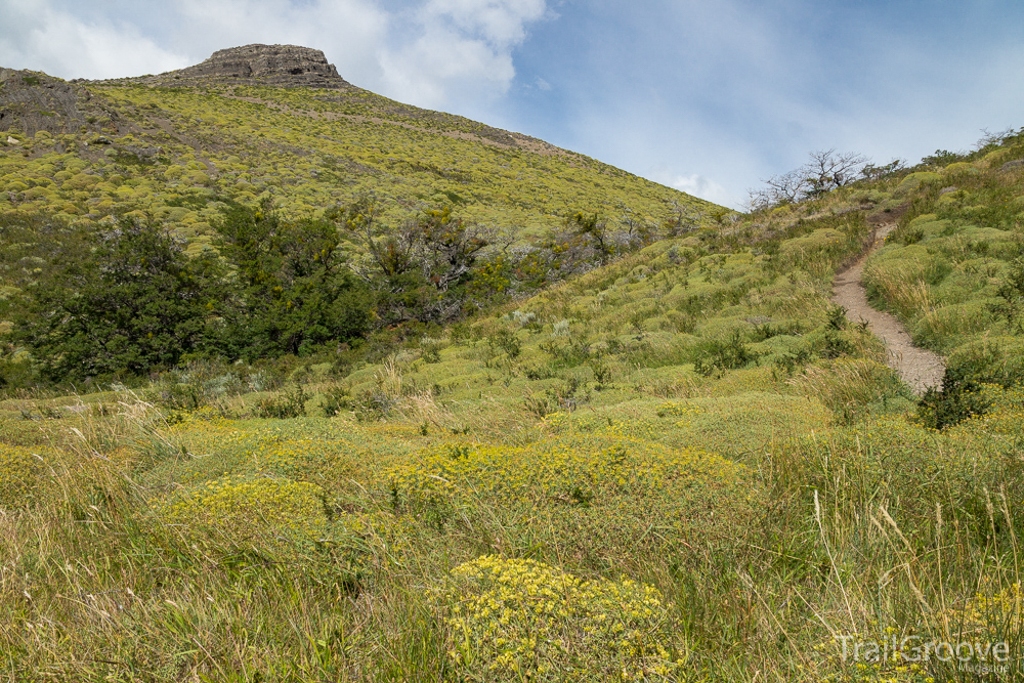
[
  {"left": 434, "top": 555, "right": 680, "bottom": 681},
  {"left": 153, "top": 475, "right": 327, "bottom": 558},
  {"left": 0, "top": 443, "right": 44, "bottom": 510}
]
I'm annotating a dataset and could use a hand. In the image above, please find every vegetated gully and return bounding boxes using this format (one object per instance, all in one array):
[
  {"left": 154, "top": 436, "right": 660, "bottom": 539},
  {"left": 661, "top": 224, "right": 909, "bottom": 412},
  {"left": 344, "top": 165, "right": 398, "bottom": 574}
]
[{"left": 832, "top": 223, "right": 945, "bottom": 395}]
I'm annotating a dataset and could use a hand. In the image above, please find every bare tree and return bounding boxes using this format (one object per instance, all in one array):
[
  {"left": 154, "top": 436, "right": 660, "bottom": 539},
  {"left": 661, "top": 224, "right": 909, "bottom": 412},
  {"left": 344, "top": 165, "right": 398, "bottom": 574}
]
[
  {"left": 663, "top": 200, "right": 703, "bottom": 236},
  {"left": 616, "top": 206, "right": 657, "bottom": 250},
  {"left": 860, "top": 158, "right": 906, "bottom": 181},
  {"left": 748, "top": 168, "right": 808, "bottom": 210},
  {"left": 749, "top": 149, "right": 869, "bottom": 210},
  {"left": 803, "top": 149, "right": 868, "bottom": 197},
  {"left": 976, "top": 127, "right": 1018, "bottom": 150}
]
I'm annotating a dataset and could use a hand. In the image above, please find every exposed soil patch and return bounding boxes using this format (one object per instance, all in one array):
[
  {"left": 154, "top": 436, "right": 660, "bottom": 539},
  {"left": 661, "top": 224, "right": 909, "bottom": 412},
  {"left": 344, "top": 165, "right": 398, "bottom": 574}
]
[{"left": 832, "top": 223, "right": 945, "bottom": 394}]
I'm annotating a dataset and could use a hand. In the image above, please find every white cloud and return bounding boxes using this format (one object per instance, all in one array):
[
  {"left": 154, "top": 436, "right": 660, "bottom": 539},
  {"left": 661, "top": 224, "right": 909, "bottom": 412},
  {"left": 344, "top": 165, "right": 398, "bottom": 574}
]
[
  {"left": 654, "top": 172, "right": 733, "bottom": 208},
  {"left": 423, "top": 0, "right": 546, "bottom": 47},
  {"left": 380, "top": 0, "right": 548, "bottom": 107},
  {"left": 380, "top": 28, "right": 514, "bottom": 107},
  {"left": 0, "top": 0, "right": 189, "bottom": 78},
  {"left": 0, "top": 0, "right": 548, "bottom": 112}
]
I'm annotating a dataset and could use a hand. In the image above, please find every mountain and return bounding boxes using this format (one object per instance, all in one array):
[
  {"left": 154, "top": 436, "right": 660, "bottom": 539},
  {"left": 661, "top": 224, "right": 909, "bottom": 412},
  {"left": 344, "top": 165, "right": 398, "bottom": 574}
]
[{"left": 0, "top": 44, "right": 713, "bottom": 253}]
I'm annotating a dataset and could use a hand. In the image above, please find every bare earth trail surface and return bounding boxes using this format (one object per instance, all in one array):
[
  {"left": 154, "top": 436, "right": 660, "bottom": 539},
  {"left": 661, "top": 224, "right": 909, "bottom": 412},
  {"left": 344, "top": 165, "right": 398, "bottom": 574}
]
[{"left": 832, "top": 224, "right": 946, "bottom": 394}]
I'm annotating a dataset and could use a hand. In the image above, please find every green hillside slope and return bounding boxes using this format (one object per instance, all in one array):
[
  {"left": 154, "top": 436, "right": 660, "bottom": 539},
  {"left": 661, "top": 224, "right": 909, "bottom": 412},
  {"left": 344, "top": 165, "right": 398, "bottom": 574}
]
[
  {"left": 0, "top": 66, "right": 710, "bottom": 249},
  {"left": 4, "top": 155, "right": 1024, "bottom": 678},
  {"left": 0, "top": 50, "right": 719, "bottom": 386}
]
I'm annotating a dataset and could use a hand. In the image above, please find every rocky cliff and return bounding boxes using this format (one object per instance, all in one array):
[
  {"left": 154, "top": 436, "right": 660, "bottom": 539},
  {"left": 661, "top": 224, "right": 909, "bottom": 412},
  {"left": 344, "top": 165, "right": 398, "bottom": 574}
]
[
  {"left": 154, "top": 44, "right": 350, "bottom": 88},
  {"left": 1, "top": 44, "right": 351, "bottom": 134}
]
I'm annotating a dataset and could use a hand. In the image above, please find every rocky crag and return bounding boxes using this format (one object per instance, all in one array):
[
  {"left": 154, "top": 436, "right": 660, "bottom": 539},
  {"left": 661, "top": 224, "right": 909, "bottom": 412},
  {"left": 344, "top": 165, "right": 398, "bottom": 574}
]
[
  {"left": 139, "top": 44, "right": 351, "bottom": 89},
  {"left": 1, "top": 44, "right": 349, "bottom": 136}
]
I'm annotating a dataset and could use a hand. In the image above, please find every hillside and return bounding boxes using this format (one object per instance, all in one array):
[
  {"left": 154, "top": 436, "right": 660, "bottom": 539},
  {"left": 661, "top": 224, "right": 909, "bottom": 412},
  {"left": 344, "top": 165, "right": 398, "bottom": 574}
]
[
  {"left": 3, "top": 48, "right": 1024, "bottom": 682},
  {"left": 1, "top": 45, "right": 722, "bottom": 387},
  {"left": 0, "top": 45, "right": 711, "bottom": 249}
]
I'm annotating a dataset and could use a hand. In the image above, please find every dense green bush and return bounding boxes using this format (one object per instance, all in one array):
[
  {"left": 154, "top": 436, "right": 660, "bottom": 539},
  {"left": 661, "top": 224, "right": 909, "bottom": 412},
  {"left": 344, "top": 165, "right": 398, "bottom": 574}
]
[
  {"left": 943, "top": 336, "right": 1024, "bottom": 389},
  {"left": 12, "top": 219, "right": 226, "bottom": 382},
  {"left": 692, "top": 331, "right": 758, "bottom": 376},
  {"left": 917, "top": 365, "right": 991, "bottom": 430},
  {"left": 214, "top": 202, "right": 372, "bottom": 359}
]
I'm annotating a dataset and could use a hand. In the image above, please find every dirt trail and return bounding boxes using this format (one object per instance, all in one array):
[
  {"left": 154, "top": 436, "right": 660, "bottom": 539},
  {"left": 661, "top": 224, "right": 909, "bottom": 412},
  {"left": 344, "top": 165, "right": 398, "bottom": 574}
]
[{"left": 832, "top": 224, "right": 945, "bottom": 395}]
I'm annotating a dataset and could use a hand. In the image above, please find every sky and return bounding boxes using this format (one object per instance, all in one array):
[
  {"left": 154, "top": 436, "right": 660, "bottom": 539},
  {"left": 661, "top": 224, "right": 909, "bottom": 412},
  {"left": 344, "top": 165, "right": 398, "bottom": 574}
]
[{"left": 2, "top": 0, "right": 1024, "bottom": 209}]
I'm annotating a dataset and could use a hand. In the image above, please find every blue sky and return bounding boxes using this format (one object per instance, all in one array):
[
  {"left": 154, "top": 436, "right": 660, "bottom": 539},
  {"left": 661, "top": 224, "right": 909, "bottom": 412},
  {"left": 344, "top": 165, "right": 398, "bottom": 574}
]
[{"left": 2, "top": 0, "right": 1023, "bottom": 208}]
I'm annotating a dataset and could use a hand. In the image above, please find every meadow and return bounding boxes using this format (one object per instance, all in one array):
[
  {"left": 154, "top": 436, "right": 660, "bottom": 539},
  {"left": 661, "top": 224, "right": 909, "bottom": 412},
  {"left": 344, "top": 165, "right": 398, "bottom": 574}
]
[{"left": 2, "top": 76, "right": 1024, "bottom": 680}]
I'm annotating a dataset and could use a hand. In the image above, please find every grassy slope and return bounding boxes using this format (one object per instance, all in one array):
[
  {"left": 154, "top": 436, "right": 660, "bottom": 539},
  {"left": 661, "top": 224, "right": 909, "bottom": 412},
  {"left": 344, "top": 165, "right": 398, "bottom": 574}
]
[
  {"left": 3, "top": 110, "right": 1024, "bottom": 679},
  {"left": 859, "top": 143, "right": 1024, "bottom": 377},
  {"left": 0, "top": 78, "right": 711, "bottom": 253}
]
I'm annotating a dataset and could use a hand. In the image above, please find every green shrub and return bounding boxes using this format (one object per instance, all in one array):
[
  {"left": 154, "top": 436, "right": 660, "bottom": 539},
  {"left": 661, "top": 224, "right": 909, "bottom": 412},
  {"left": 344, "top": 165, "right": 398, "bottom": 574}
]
[
  {"left": 916, "top": 367, "right": 991, "bottom": 431},
  {"left": 944, "top": 336, "right": 1024, "bottom": 388},
  {"left": 896, "top": 171, "right": 942, "bottom": 195},
  {"left": 791, "top": 359, "right": 910, "bottom": 424},
  {"left": 692, "top": 331, "right": 757, "bottom": 376},
  {"left": 215, "top": 203, "right": 373, "bottom": 360},
  {"left": 0, "top": 444, "right": 45, "bottom": 510},
  {"left": 12, "top": 219, "right": 227, "bottom": 383},
  {"left": 487, "top": 328, "right": 522, "bottom": 359},
  {"left": 255, "top": 384, "right": 308, "bottom": 418},
  {"left": 990, "top": 256, "right": 1024, "bottom": 328}
]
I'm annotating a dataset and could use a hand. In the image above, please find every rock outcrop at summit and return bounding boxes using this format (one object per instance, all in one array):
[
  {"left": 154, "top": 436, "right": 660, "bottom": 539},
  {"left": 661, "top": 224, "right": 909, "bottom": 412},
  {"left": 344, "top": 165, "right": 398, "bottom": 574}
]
[{"left": 163, "top": 44, "right": 350, "bottom": 88}]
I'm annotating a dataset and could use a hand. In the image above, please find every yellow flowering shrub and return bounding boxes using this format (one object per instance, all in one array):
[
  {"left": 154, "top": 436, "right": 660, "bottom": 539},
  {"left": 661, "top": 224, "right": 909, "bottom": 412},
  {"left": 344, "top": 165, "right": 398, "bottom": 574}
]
[
  {"left": 813, "top": 585, "right": 1024, "bottom": 683},
  {"left": 159, "top": 415, "right": 415, "bottom": 488},
  {"left": 153, "top": 475, "right": 327, "bottom": 557},
  {"left": 813, "top": 625, "right": 937, "bottom": 683},
  {"left": 436, "top": 556, "right": 680, "bottom": 681},
  {"left": 387, "top": 435, "right": 749, "bottom": 519},
  {"left": 0, "top": 444, "right": 44, "bottom": 509},
  {"left": 386, "top": 435, "right": 757, "bottom": 565},
  {"left": 950, "top": 582, "right": 1024, "bottom": 644},
  {"left": 946, "top": 385, "right": 1024, "bottom": 440}
]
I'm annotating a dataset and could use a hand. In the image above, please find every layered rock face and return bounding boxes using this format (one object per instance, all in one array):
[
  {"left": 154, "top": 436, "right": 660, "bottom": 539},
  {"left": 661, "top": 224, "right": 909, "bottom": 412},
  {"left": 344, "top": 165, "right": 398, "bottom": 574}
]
[{"left": 169, "top": 44, "right": 349, "bottom": 88}]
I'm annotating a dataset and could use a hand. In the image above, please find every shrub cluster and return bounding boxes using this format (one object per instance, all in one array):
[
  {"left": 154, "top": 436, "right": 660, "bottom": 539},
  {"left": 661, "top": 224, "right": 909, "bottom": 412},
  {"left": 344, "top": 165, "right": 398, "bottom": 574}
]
[
  {"left": 0, "top": 444, "right": 44, "bottom": 510},
  {"left": 434, "top": 555, "right": 680, "bottom": 681},
  {"left": 153, "top": 475, "right": 327, "bottom": 558}
]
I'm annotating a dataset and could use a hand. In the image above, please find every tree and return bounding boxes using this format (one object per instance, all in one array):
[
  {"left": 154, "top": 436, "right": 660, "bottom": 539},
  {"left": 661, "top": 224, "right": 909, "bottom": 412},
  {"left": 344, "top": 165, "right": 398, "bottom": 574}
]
[
  {"left": 749, "top": 149, "right": 869, "bottom": 209},
  {"left": 332, "top": 199, "right": 491, "bottom": 324},
  {"left": 215, "top": 201, "right": 372, "bottom": 359},
  {"left": 802, "top": 149, "right": 868, "bottom": 197},
  {"left": 860, "top": 159, "right": 906, "bottom": 181},
  {"left": 569, "top": 212, "right": 613, "bottom": 264},
  {"left": 750, "top": 168, "right": 809, "bottom": 209},
  {"left": 13, "top": 219, "right": 226, "bottom": 383},
  {"left": 662, "top": 200, "right": 702, "bottom": 237}
]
